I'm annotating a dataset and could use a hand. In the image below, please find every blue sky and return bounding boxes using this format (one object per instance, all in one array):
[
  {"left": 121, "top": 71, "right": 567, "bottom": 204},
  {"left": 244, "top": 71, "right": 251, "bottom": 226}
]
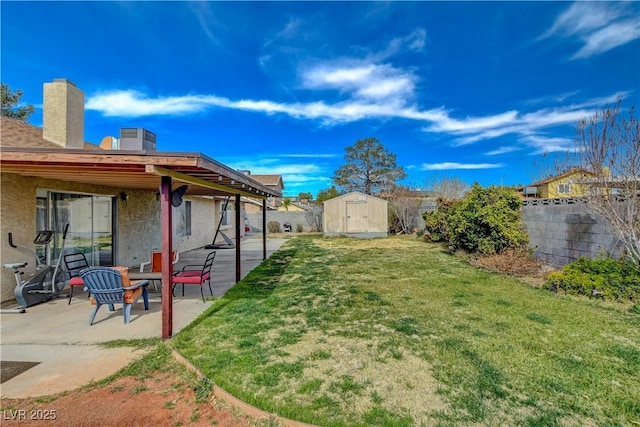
[{"left": 2, "top": 1, "right": 639, "bottom": 197}]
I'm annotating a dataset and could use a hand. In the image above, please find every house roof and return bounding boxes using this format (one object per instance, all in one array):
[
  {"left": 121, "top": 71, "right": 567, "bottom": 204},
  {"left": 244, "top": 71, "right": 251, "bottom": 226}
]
[
  {"left": 250, "top": 174, "right": 284, "bottom": 190},
  {"left": 529, "top": 168, "right": 595, "bottom": 186},
  {"left": 0, "top": 117, "right": 280, "bottom": 199},
  {"left": 0, "top": 116, "right": 99, "bottom": 150}
]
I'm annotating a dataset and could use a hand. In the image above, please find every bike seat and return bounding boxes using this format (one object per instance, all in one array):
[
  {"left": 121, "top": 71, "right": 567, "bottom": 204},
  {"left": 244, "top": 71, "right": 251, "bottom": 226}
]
[{"left": 3, "top": 262, "right": 28, "bottom": 270}]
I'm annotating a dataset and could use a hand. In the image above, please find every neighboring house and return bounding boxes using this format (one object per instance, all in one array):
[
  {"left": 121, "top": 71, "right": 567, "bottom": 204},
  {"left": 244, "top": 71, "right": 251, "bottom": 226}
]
[
  {"left": 245, "top": 173, "right": 284, "bottom": 210},
  {"left": 0, "top": 79, "right": 280, "bottom": 303},
  {"left": 323, "top": 191, "right": 388, "bottom": 238},
  {"left": 522, "top": 168, "right": 596, "bottom": 199},
  {"left": 242, "top": 196, "right": 276, "bottom": 215},
  {"left": 277, "top": 200, "right": 308, "bottom": 212}
]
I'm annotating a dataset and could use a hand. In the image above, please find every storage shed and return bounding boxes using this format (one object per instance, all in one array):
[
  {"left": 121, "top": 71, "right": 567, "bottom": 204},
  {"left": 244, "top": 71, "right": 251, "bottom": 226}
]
[{"left": 323, "top": 191, "right": 388, "bottom": 238}]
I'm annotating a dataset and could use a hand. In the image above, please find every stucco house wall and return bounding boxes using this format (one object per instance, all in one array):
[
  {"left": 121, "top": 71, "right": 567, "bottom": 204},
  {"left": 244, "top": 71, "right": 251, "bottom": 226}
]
[{"left": 323, "top": 192, "right": 388, "bottom": 238}]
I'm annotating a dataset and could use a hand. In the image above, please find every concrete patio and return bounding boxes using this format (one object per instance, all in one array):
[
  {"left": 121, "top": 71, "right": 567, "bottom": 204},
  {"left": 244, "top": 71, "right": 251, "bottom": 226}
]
[{"left": 0, "top": 236, "right": 287, "bottom": 398}]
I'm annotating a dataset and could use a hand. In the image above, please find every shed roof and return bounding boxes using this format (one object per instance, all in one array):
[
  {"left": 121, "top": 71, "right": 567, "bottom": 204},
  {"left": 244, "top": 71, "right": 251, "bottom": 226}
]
[{"left": 323, "top": 191, "right": 388, "bottom": 205}]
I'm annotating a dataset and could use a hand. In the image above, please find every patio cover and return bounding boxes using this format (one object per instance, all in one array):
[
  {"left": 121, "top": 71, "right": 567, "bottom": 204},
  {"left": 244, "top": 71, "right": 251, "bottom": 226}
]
[
  {"left": 0, "top": 147, "right": 280, "bottom": 338},
  {"left": 0, "top": 147, "right": 279, "bottom": 198}
]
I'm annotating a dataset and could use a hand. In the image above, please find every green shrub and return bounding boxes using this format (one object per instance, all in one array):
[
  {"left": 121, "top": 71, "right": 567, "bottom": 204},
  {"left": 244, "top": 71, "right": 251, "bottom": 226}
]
[
  {"left": 296, "top": 224, "right": 304, "bottom": 233},
  {"left": 447, "top": 184, "right": 528, "bottom": 254},
  {"left": 267, "top": 221, "right": 282, "bottom": 233},
  {"left": 422, "top": 197, "right": 458, "bottom": 242},
  {"left": 543, "top": 257, "right": 640, "bottom": 302}
]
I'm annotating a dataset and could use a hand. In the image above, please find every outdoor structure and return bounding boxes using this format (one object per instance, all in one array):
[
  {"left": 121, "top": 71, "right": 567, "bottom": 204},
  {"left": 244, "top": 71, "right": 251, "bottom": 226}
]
[
  {"left": 521, "top": 168, "right": 596, "bottom": 199},
  {"left": 241, "top": 172, "right": 284, "bottom": 212},
  {"left": 0, "top": 79, "right": 281, "bottom": 339},
  {"left": 323, "top": 191, "right": 388, "bottom": 238}
]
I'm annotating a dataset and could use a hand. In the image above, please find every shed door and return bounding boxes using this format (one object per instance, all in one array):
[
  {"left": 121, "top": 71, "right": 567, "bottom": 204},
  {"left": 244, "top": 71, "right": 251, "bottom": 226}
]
[{"left": 346, "top": 201, "right": 367, "bottom": 232}]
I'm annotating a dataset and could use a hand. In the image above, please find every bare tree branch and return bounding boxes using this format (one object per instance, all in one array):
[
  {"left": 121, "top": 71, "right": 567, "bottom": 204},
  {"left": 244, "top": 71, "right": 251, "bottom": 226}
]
[{"left": 562, "top": 101, "right": 640, "bottom": 267}]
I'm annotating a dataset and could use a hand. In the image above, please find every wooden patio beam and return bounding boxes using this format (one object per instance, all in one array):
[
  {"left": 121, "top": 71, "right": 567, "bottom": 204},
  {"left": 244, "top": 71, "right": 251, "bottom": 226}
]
[
  {"left": 160, "top": 176, "right": 173, "bottom": 340},
  {"left": 146, "top": 165, "right": 268, "bottom": 199}
]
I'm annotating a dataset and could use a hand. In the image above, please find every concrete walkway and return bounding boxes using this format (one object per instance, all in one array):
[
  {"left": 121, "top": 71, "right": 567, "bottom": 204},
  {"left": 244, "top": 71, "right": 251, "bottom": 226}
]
[{"left": 0, "top": 236, "right": 287, "bottom": 398}]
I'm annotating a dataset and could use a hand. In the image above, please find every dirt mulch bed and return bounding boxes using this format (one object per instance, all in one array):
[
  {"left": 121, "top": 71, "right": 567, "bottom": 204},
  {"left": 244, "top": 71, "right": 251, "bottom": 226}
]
[
  {"left": 467, "top": 247, "right": 559, "bottom": 285},
  {"left": 1, "top": 370, "right": 256, "bottom": 427}
]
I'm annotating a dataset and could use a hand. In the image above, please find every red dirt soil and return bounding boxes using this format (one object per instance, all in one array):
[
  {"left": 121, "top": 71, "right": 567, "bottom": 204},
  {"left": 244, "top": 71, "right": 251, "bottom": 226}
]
[{"left": 1, "top": 371, "right": 255, "bottom": 427}]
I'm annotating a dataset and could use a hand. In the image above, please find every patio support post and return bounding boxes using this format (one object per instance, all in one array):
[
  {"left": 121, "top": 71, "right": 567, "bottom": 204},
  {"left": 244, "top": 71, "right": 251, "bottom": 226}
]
[
  {"left": 160, "top": 176, "right": 173, "bottom": 340},
  {"left": 235, "top": 193, "right": 241, "bottom": 283},
  {"left": 262, "top": 199, "right": 267, "bottom": 260}
]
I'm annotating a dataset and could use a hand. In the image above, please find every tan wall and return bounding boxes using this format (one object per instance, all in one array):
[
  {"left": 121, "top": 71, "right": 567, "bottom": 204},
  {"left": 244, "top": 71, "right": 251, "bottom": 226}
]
[
  {"left": 43, "top": 79, "right": 84, "bottom": 149},
  {"left": 323, "top": 192, "right": 388, "bottom": 235},
  {"left": 115, "top": 189, "right": 161, "bottom": 267},
  {"left": 1, "top": 174, "right": 38, "bottom": 301},
  {"left": 0, "top": 173, "right": 219, "bottom": 302},
  {"left": 243, "top": 200, "right": 264, "bottom": 215},
  {"left": 177, "top": 197, "right": 217, "bottom": 251},
  {"left": 219, "top": 200, "right": 246, "bottom": 241}
]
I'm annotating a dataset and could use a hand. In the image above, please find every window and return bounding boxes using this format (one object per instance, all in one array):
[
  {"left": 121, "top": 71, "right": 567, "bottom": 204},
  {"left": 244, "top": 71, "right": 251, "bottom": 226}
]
[
  {"left": 175, "top": 201, "right": 192, "bottom": 237},
  {"left": 557, "top": 183, "right": 572, "bottom": 194},
  {"left": 185, "top": 201, "right": 191, "bottom": 236},
  {"left": 220, "top": 200, "right": 231, "bottom": 226}
]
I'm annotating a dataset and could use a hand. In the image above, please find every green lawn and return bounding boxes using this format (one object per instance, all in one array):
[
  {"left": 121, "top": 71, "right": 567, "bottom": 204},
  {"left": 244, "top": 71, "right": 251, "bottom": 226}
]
[{"left": 173, "top": 235, "right": 640, "bottom": 426}]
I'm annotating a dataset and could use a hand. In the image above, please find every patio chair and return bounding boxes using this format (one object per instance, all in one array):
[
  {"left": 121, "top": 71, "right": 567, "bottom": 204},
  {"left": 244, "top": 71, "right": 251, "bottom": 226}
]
[
  {"left": 139, "top": 250, "right": 179, "bottom": 291},
  {"left": 63, "top": 252, "right": 89, "bottom": 305},
  {"left": 79, "top": 267, "right": 150, "bottom": 325},
  {"left": 171, "top": 251, "right": 215, "bottom": 302}
]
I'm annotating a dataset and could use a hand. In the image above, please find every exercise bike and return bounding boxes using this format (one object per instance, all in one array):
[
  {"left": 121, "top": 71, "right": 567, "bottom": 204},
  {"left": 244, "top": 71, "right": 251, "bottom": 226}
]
[{"left": 3, "top": 224, "right": 69, "bottom": 310}]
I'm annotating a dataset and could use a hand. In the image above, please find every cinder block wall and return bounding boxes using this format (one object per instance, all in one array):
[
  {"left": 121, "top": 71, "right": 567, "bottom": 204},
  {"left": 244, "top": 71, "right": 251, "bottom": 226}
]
[
  {"left": 246, "top": 211, "right": 311, "bottom": 232},
  {"left": 522, "top": 199, "right": 622, "bottom": 267}
]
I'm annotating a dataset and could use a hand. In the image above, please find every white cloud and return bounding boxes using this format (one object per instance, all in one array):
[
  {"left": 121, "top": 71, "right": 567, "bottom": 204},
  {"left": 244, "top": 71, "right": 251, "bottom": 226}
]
[
  {"left": 422, "top": 110, "right": 519, "bottom": 134},
  {"left": 301, "top": 62, "right": 416, "bottom": 102},
  {"left": 485, "top": 146, "right": 521, "bottom": 156},
  {"left": 519, "top": 135, "right": 576, "bottom": 154},
  {"left": 281, "top": 174, "right": 329, "bottom": 184},
  {"left": 280, "top": 153, "right": 338, "bottom": 159},
  {"left": 420, "top": 162, "right": 503, "bottom": 171},
  {"left": 524, "top": 90, "right": 581, "bottom": 106},
  {"left": 86, "top": 90, "right": 218, "bottom": 117},
  {"left": 541, "top": 2, "right": 640, "bottom": 59},
  {"left": 220, "top": 157, "right": 331, "bottom": 195},
  {"left": 371, "top": 28, "right": 427, "bottom": 61},
  {"left": 572, "top": 19, "right": 640, "bottom": 59},
  {"left": 85, "top": 88, "right": 626, "bottom": 151},
  {"left": 440, "top": 93, "right": 629, "bottom": 146},
  {"left": 541, "top": 2, "right": 624, "bottom": 38},
  {"left": 85, "top": 23, "right": 630, "bottom": 152},
  {"left": 228, "top": 160, "right": 323, "bottom": 175},
  {"left": 86, "top": 85, "right": 628, "bottom": 155},
  {"left": 188, "top": 2, "right": 223, "bottom": 47}
]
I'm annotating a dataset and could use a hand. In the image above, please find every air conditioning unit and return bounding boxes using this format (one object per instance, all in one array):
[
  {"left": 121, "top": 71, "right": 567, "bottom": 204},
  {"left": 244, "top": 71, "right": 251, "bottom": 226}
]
[{"left": 119, "top": 128, "right": 156, "bottom": 151}]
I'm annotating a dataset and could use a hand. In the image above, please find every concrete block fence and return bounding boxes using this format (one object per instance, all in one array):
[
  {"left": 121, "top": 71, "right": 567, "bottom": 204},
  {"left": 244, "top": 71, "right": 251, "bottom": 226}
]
[
  {"left": 246, "top": 211, "right": 312, "bottom": 233},
  {"left": 521, "top": 198, "right": 623, "bottom": 267}
]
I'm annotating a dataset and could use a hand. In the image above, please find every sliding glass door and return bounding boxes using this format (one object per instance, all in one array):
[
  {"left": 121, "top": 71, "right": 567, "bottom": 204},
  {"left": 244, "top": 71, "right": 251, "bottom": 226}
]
[{"left": 48, "top": 192, "right": 114, "bottom": 266}]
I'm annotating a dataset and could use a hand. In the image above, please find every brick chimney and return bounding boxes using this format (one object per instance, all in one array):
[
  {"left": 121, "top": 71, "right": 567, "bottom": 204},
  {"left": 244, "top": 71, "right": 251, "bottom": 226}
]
[{"left": 43, "top": 79, "right": 84, "bottom": 149}]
